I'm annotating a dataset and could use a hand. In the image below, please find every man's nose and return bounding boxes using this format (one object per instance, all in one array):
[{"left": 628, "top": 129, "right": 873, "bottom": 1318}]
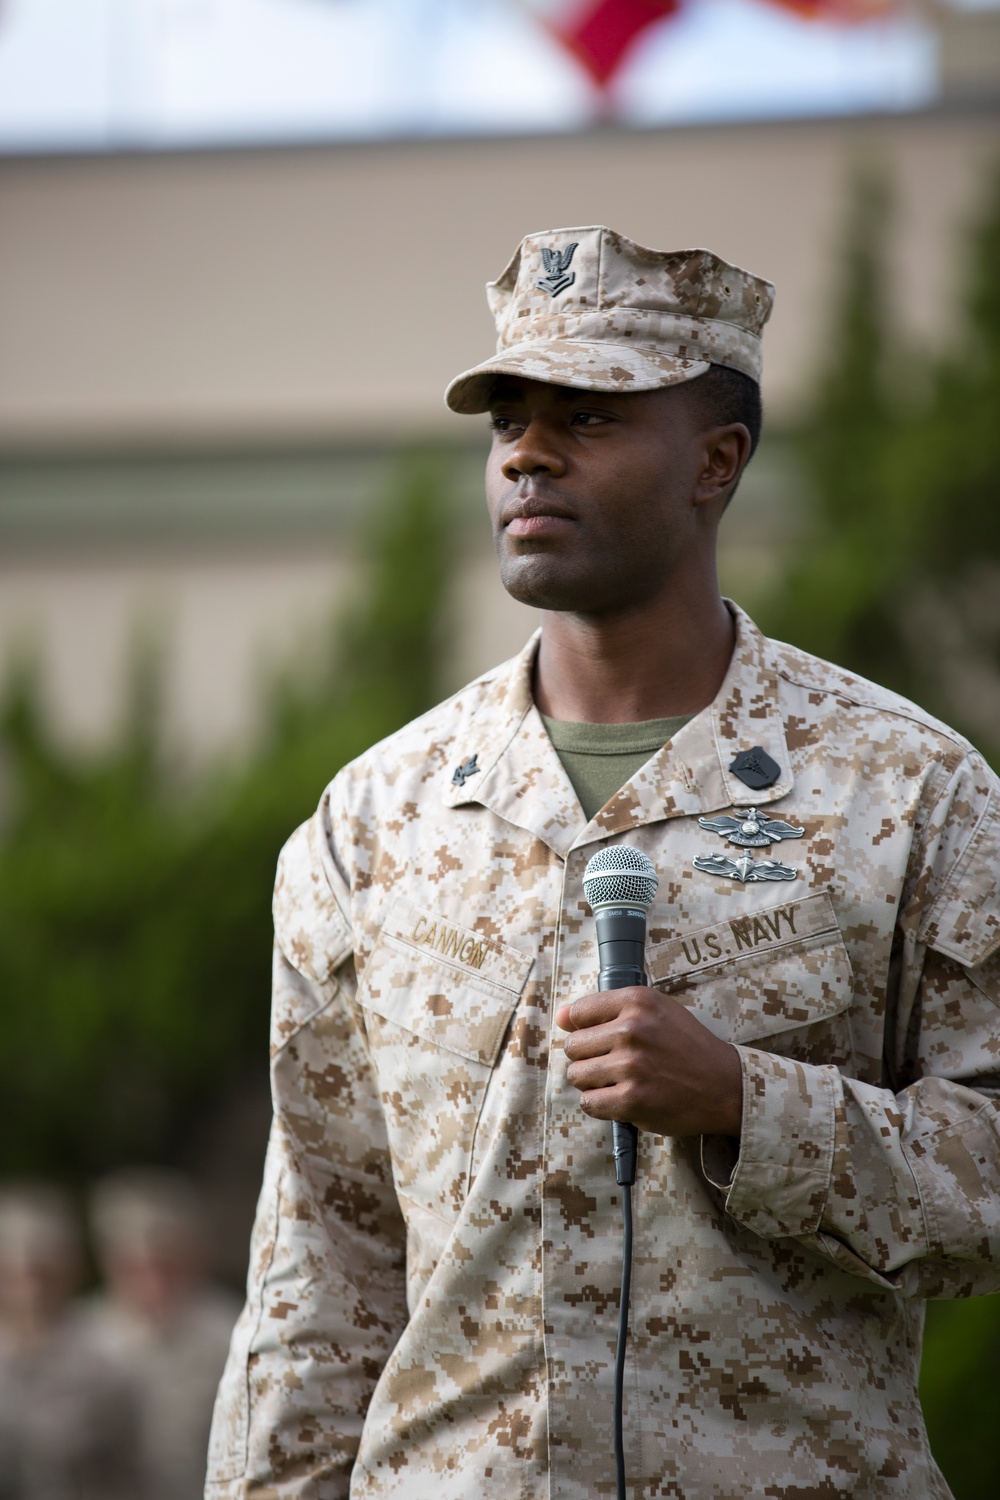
[{"left": 500, "top": 419, "right": 567, "bottom": 482}]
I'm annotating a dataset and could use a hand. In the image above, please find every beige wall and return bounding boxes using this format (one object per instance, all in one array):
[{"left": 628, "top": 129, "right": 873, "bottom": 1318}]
[
  {"left": 0, "top": 444, "right": 806, "bottom": 760},
  {"left": 0, "top": 550, "right": 349, "bottom": 756},
  {"left": 1, "top": 107, "right": 997, "bottom": 758},
  {"left": 0, "top": 547, "right": 539, "bottom": 760},
  {"left": 1, "top": 108, "right": 998, "bottom": 449}
]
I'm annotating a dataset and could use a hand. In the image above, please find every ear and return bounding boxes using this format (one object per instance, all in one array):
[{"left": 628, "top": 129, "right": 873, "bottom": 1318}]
[{"left": 693, "top": 424, "right": 752, "bottom": 508}]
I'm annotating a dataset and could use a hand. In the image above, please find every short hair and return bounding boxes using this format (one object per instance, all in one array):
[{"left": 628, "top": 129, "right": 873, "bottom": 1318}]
[
  {"left": 90, "top": 1168, "right": 203, "bottom": 1259},
  {"left": 0, "top": 1182, "right": 81, "bottom": 1269},
  {"left": 689, "top": 364, "right": 762, "bottom": 457}
]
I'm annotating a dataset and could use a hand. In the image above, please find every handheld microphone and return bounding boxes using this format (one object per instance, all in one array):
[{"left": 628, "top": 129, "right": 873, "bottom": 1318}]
[
  {"left": 582, "top": 844, "right": 659, "bottom": 1187},
  {"left": 582, "top": 844, "right": 658, "bottom": 1500}
]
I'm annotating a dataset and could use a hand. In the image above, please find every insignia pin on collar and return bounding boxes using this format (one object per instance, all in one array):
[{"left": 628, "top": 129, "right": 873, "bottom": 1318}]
[
  {"left": 729, "top": 746, "right": 781, "bottom": 790},
  {"left": 698, "top": 807, "right": 804, "bottom": 848},
  {"left": 451, "top": 754, "right": 480, "bottom": 787},
  {"left": 693, "top": 852, "right": 797, "bottom": 884}
]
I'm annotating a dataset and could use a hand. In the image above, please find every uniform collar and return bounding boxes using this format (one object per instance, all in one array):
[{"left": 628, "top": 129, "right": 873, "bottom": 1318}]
[{"left": 441, "top": 602, "right": 794, "bottom": 859}]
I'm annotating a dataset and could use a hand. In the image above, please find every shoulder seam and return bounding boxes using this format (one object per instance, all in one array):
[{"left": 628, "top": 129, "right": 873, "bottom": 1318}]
[{"left": 776, "top": 663, "right": 972, "bottom": 759}]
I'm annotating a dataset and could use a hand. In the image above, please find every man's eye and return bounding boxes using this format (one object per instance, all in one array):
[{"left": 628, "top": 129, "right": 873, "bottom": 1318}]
[
  {"left": 572, "top": 411, "right": 606, "bottom": 427},
  {"left": 490, "top": 414, "right": 516, "bottom": 433}
]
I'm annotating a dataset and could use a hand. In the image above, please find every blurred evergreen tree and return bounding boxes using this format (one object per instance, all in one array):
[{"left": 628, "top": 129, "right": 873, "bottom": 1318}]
[
  {"left": 755, "top": 161, "right": 1000, "bottom": 1500},
  {"left": 754, "top": 166, "right": 916, "bottom": 694},
  {"left": 756, "top": 161, "right": 1000, "bottom": 763},
  {"left": 921, "top": 1297, "right": 1000, "bottom": 1500},
  {"left": 0, "top": 449, "right": 455, "bottom": 1182}
]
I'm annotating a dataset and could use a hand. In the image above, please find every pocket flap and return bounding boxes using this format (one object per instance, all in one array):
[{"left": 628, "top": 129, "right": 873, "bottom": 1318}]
[
  {"left": 648, "top": 891, "right": 853, "bottom": 1044},
  {"left": 361, "top": 897, "right": 534, "bottom": 1064}
]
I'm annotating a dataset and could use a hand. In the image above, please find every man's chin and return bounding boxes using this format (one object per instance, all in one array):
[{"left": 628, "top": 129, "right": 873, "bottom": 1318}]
[{"left": 498, "top": 556, "right": 599, "bottom": 613}]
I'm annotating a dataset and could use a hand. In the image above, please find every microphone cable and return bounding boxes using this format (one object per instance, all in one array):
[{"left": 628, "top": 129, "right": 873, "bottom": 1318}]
[
  {"left": 613, "top": 1124, "right": 638, "bottom": 1500},
  {"left": 582, "top": 846, "right": 658, "bottom": 1500}
]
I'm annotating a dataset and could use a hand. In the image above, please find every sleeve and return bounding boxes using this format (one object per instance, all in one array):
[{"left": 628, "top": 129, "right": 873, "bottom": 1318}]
[
  {"left": 704, "top": 751, "right": 1000, "bottom": 1299},
  {"left": 205, "top": 793, "right": 409, "bottom": 1499}
]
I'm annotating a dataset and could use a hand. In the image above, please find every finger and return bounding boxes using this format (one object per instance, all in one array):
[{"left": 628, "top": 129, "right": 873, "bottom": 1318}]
[
  {"left": 555, "top": 990, "right": 626, "bottom": 1033},
  {"left": 565, "top": 1055, "right": 621, "bottom": 1093},
  {"left": 577, "top": 1084, "right": 632, "bottom": 1122},
  {"left": 561, "top": 1021, "right": 619, "bottom": 1063}
]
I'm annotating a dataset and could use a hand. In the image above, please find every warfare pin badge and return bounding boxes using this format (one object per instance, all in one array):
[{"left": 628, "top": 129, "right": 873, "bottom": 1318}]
[
  {"left": 537, "top": 243, "right": 578, "bottom": 298},
  {"left": 693, "top": 853, "right": 797, "bottom": 884},
  {"left": 698, "top": 806, "right": 804, "bottom": 848}
]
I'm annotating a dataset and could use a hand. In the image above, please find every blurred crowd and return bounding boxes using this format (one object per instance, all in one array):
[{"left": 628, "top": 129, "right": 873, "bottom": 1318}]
[{"left": 0, "top": 1171, "right": 240, "bottom": 1500}]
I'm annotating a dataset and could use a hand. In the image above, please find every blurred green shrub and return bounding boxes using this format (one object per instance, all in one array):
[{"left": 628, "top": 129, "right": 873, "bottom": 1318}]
[
  {"left": 0, "top": 450, "right": 454, "bottom": 1180},
  {"left": 753, "top": 161, "right": 1000, "bottom": 1500},
  {"left": 755, "top": 159, "right": 1000, "bottom": 768},
  {"left": 922, "top": 1297, "right": 1000, "bottom": 1500}
]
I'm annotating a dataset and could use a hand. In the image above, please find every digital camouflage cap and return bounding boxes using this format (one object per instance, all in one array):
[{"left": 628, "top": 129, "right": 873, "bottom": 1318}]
[{"left": 445, "top": 224, "right": 775, "bottom": 414}]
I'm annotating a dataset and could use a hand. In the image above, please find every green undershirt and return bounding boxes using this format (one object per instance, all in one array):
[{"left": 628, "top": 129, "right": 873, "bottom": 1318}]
[{"left": 540, "top": 714, "right": 692, "bottom": 822}]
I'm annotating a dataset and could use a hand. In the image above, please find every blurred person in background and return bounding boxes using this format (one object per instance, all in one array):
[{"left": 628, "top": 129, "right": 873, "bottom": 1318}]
[
  {"left": 85, "top": 1170, "right": 238, "bottom": 1500},
  {"left": 0, "top": 1183, "right": 140, "bottom": 1500}
]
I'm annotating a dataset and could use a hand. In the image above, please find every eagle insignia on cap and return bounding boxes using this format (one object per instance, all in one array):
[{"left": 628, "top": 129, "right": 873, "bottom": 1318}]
[{"left": 537, "top": 243, "right": 578, "bottom": 298}]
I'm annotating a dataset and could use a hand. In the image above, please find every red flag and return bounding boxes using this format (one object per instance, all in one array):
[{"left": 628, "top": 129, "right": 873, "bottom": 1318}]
[
  {"left": 524, "top": 0, "right": 899, "bottom": 92},
  {"left": 539, "top": 0, "right": 683, "bottom": 89}
]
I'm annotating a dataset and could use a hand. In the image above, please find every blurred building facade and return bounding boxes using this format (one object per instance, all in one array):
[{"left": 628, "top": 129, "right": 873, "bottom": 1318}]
[{"left": 1, "top": 95, "right": 999, "bottom": 758}]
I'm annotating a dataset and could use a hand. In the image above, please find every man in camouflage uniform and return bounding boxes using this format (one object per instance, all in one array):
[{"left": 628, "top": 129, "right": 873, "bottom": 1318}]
[{"left": 207, "top": 227, "right": 1000, "bottom": 1499}]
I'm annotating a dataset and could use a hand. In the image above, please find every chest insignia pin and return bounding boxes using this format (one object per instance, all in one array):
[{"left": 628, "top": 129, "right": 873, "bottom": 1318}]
[
  {"left": 729, "top": 746, "right": 781, "bottom": 789},
  {"left": 693, "top": 852, "right": 797, "bottom": 883},
  {"left": 698, "top": 806, "right": 805, "bottom": 848},
  {"left": 451, "top": 754, "right": 480, "bottom": 787}
]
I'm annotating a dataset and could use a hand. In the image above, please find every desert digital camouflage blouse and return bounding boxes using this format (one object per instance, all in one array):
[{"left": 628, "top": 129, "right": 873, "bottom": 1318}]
[{"left": 207, "top": 606, "right": 1000, "bottom": 1500}]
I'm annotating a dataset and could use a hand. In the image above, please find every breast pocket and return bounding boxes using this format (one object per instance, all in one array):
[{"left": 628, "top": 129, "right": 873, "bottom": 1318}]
[
  {"left": 648, "top": 890, "right": 855, "bottom": 1070},
  {"left": 359, "top": 896, "right": 533, "bottom": 1221}
]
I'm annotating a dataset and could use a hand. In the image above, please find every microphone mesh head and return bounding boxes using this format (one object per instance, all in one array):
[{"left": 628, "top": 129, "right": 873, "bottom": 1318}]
[{"left": 583, "top": 845, "right": 658, "bottom": 912}]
